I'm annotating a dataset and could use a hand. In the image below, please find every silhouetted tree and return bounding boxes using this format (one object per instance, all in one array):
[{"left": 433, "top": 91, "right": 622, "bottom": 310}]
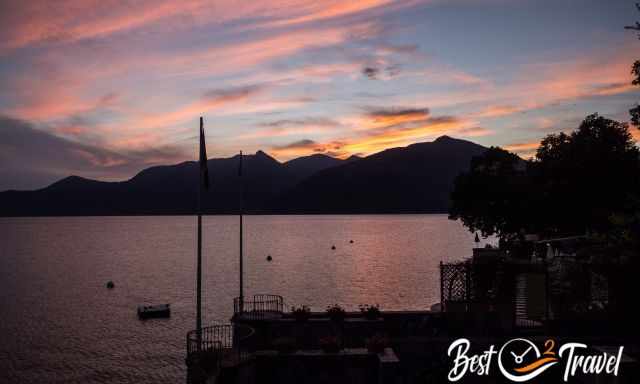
[
  {"left": 631, "top": 60, "right": 640, "bottom": 126},
  {"left": 449, "top": 147, "right": 535, "bottom": 238},
  {"left": 531, "top": 114, "right": 640, "bottom": 235},
  {"left": 450, "top": 114, "right": 640, "bottom": 240},
  {"left": 625, "top": 3, "right": 640, "bottom": 126}
]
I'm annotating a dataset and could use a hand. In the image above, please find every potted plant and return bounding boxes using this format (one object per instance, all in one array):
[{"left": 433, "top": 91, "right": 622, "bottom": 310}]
[
  {"left": 291, "top": 305, "right": 311, "bottom": 322},
  {"left": 359, "top": 304, "right": 381, "bottom": 320},
  {"left": 365, "top": 333, "right": 389, "bottom": 354},
  {"left": 319, "top": 335, "right": 342, "bottom": 353},
  {"left": 326, "top": 304, "right": 346, "bottom": 322},
  {"left": 272, "top": 337, "right": 298, "bottom": 354}
]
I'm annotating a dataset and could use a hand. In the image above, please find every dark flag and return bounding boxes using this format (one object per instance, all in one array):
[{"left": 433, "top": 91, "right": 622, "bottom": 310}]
[{"left": 199, "top": 116, "right": 209, "bottom": 190}]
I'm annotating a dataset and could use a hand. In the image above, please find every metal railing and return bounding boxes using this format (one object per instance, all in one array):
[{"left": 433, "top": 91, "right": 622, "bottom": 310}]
[
  {"left": 186, "top": 323, "right": 255, "bottom": 379},
  {"left": 234, "top": 294, "right": 284, "bottom": 320},
  {"left": 186, "top": 324, "right": 233, "bottom": 358}
]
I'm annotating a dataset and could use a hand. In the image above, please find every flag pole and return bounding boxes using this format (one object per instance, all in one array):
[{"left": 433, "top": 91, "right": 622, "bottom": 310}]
[
  {"left": 239, "top": 151, "right": 244, "bottom": 312},
  {"left": 196, "top": 116, "right": 204, "bottom": 350}
]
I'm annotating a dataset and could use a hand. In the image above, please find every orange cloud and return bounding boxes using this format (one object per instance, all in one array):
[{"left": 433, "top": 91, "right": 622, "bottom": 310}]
[
  {"left": 343, "top": 116, "right": 474, "bottom": 155},
  {"left": 504, "top": 47, "right": 638, "bottom": 111},
  {"left": 365, "top": 107, "right": 431, "bottom": 126},
  {"left": 270, "top": 107, "right": 489, "bottom": 160},
  {"left": 475, "top": 105, "right": 522, "bottom": 118},
  {"left": 504, "top": 141, "right": 539, "bottom": 158}
]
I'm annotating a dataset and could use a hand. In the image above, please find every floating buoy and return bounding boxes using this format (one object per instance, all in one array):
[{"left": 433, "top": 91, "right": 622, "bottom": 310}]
[
  {"left": 349, "top": 240, "right": 354, "bottom": 244},
  {"left": 106, "top": 281, "right": 115, "bottom": 289},
  {"left": 331, "top": 245, "right": 336, "bottom": 250},
  {"left": 266, "top": 255, "right": 272, "bottom": 262}
]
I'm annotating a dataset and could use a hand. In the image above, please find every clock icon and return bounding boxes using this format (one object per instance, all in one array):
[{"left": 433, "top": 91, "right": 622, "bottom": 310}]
[{"left": 498, "top": 338, "right": 558, "bottom": 382}]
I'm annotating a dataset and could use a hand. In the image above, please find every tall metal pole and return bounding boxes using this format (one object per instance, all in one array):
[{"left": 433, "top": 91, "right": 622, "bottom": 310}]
[
  {"left": 196, "top": 117, "right": 203, "bottom": 349},
  {"left": 239, "top": 151, "right": 244, "bottom": 312}
]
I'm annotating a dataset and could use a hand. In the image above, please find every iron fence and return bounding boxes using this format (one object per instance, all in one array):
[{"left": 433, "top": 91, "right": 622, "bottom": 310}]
[
  {"left": 234, "top": 294, "right": 284, "bottom": 319},
  {"left": 185, "top": 322, "right": 255, "bottom": 384}
]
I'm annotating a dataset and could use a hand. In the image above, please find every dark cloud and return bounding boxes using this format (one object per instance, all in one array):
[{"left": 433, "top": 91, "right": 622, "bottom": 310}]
[
  {"left": 97, "top": 92, "right": 120, "bottom": 107},
  {"left": 362, "top": 66, "right": 380, "bottom": 79},
  {"left": 273, "top": 139, "right": 318, "bottom": 150},
  {"left": 589, "top": 82, "right": 632, "bottom": 97},
  {"left": 361, "top": 64, "right": 404, "bottom": 80},
  {"left": 365, "top": 107, "right": 430, "bottom": 119},
  {"left": 457, "top": 126, "right": 493, "bottom": 136},
  {"left": 201, "top": 84, "right": 265, "bottom": 104},
  {"left": 259, "top": 117, "right": 340, "bottom": 128},
  {"left": 360, "top": 107, "right": 461, "bottom": 138},
  {"left": 0, "top": 116, "right": 188, "bottom": 191},
  {"left": 273, "top": 139, "right": 348, "bottom": 156}
]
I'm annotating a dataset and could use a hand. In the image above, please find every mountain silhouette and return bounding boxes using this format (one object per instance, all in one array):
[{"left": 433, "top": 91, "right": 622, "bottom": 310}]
[
  {"left": 284, "top": 153, "right": 361, "bottom": 183},
  {"left": 0, "top": 136, "right": 486, "bottom": 216},
  {"left": 273, "top": 136, "right": 487, "bottom": 213}
]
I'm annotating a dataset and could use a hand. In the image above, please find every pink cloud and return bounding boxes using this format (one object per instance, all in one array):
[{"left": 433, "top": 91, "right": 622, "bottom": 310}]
[
  {"left": 0, "top": 0, "right": 406, "bottom": 52},
  {"left": 269, "top": 107, "right": 488, "bottom": 160}
]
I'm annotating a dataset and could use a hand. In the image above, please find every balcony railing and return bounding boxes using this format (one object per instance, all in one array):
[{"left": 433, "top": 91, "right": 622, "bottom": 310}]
[
  {"left": 233, "top": 294, "right": 284, "bottom": 320},
  {"left": 186, "top": 324, "right": 232, "bottom": 359},
  {"left": 185, "top": 323, "right": 255, "bottom": 378}
]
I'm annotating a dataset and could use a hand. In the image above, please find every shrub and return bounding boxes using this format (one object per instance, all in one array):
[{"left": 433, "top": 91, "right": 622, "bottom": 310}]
[
  {"left": 291, "top": 305, "right": 311, "bottom": 322},
  {"left": 326, "top": 304, "right": 346, "bottom": 322},
  {"left": 359, "top": 304, "right": 381, "bottom": 320}
]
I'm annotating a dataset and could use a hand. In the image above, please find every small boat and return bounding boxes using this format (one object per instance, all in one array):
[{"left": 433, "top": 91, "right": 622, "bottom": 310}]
[{"left": 137, "top": 304, "right": 171, "bottom": 319}]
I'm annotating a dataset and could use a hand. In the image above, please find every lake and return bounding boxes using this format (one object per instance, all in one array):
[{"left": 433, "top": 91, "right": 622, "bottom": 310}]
[{"left": 0, "top": 215, "right": 488, "bottom": 383}]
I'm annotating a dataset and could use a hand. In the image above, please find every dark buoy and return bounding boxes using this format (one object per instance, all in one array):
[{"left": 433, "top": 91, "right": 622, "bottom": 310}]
[
  {"left": 331, "top": 245, "right": 336, "bottom": 250},
  {"left": 266, "top": 255, "right": 272, "bottom": 262},
  {"left": 106, "top": 281, "right": 115, "bottom": 289},
  {"left": 349, "top": 240, "right": 354, "bottom": 244}
]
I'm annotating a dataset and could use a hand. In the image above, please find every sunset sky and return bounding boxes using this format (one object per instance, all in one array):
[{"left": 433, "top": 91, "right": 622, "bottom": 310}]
[{"left": 1, "top": 0, "right": 639, "bottom": 190}]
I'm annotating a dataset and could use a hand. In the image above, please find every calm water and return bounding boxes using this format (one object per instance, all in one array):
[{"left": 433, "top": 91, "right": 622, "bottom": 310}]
[{"left": 0, "top": 215, "right": 489, "bottom": 383}]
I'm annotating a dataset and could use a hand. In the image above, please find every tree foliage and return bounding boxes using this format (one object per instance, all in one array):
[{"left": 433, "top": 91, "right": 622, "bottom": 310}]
[
  {"left": 626, "top": 4, "right": 640, "bottom": 126},
  {"left": 449, "top": 147, "right": 534, "bottom": 238},
  {"left": 631, "top": 60, "right": 640, "bottom": 126},
  {"left": 531, "top": 114, "right": 640, "bottom": 234},
  {"left": 450, "top": 114, "right": 640, "bottom": 240}
]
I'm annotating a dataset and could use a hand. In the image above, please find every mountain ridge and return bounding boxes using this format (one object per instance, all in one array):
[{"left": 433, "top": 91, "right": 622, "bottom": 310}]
[{"left": 0, "top": 136, "right": 488, "bottom": 216}]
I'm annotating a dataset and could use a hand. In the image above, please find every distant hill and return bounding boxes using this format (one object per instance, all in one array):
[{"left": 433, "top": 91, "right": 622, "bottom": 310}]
[
  {"left": 0, "top": 136, "right": 486, "bottom": 216},
  {"left": 273, "top": 136, "right": 487, "bottom": 213},
  {"left": 284, "top": 153, "right": 361, "bottom": 183}
]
